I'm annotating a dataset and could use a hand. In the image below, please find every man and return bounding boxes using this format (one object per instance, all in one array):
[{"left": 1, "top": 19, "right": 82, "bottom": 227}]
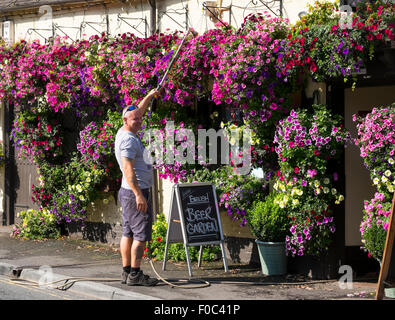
[{"left": 115, "top": 88, "right": 161, "bottom": 286}]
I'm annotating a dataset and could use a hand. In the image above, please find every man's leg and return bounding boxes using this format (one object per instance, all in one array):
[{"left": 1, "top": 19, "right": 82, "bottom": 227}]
[
  {"left": 120, "top": 236, "right": 133, "bottom": 268},
  {"left": 131, "top": 239, "right": 146, "bottom": 270}
]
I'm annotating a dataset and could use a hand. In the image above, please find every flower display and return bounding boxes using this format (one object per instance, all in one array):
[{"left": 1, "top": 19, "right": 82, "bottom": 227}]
[
  {"left": 353, "top": 104, "right": 395, "bottom": 194},
  {"left": 273, "top": 105, "right": 351, "bottom": 256},
  {"left": 359, "top": 192, "right": 392, "bottom": 261},
  {"left": 1, "top": 1, "right": 393, "bottom": 245},
  {"left": 11, "top": 107, "right": 63, "bottom": 162},
  {"left": 354, "top": 104, "right": 395, "bottom": 260},
  {"left": 283, "top": 1, "right": 394, "bottom": 85}
]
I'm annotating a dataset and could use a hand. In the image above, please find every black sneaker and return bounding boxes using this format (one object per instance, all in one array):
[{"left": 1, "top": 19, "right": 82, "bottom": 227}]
[
  {"left": 121, "top": 271, "right": 129, "bottom": 284},
  {"left": 127, "top": 270, "right": 159, "bottom": 287}
]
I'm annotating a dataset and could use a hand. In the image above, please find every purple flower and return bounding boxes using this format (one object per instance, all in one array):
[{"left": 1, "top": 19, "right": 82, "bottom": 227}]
[{"left": 343, "top": 48, "right": 349, "bottom": 55}]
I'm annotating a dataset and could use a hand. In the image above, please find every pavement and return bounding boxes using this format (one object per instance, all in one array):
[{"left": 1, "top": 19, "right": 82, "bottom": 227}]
[{"left": 0, "top": 226, "right": 389, "bottom": 302}]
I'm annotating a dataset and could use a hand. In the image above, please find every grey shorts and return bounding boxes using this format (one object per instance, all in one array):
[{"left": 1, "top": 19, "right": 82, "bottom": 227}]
[{"left": 118, "top": 187, "right": 153, "bottom": 241}]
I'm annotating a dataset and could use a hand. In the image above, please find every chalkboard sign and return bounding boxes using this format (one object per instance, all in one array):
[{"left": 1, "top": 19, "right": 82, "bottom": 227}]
[
  {"left": 178, "top": 184, "right": 222, "bottom": 244},
  {"left": 376, "top": 192, "right": 395, "bottom": 300},
  {"left": 162, "top": 183, "right": 228, "bottom": 276}
]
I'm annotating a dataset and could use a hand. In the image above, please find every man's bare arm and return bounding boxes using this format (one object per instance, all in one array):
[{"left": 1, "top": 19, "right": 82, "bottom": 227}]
[
  {"left": 122, "top": 157, "right": 147, "bottom": 213},
  {"left": 136, "top": 88, "right": 164, "bottom": 116}
]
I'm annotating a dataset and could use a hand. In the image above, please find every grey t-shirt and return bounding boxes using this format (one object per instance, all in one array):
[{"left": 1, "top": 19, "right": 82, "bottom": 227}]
[{"left": 115, "top": 128, "right": 153, "bottom": 190}]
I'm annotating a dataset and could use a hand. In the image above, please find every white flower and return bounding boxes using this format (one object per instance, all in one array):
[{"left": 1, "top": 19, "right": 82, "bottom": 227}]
[
  {"left": 389, "top": 158, "right": 394, "bottom": 165},
  {"left": 382, "top": 176, "right": 388, "bottom": 183},
  {"left": 79, "top": 195, "right": 85, "bottom": 201},
  {"left": 373, "top": 178, "right": 379, "bottom": 185},
  {"left": 323, "top": 178, "right": 330, "bottom": 185},
  {"left": 384, "top": 170, "right": 391, "bottom": 177},
  {"left": 331, "top": 188, "right": 337, "bottom": 195},
  {"left": 323, "top": 187, "right": 329, "bottom": 194}
]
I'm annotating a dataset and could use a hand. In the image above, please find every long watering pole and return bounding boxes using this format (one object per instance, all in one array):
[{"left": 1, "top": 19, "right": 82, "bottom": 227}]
[
  {"left": 148, "top": 28, "right": 197, "bottom": 113},
  {"left": 147, "top": 28, "right": 197, "bottom": 217},
  {"left": 156, "top": 28, "right": 196, "bottom": 91}
]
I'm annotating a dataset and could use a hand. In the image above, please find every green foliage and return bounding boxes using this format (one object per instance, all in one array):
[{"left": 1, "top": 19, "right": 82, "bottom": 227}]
[
  {"left": 246, "top": 191, "right": 290, "bottom": 242},
  {"left": 12, "top": 209, "right": 60, "bottom": 240},
  {"left": 149, "top": 214, "right": 221, "bottom": 262},
  {"left": 361, "top": 220, "right": 388, "bottom": 262},
  {"left": 293, "top": 0, "right": 339, "bottom": 33},
  {"left": 32, "top": 153, "right": 105, "bottom": 223}
]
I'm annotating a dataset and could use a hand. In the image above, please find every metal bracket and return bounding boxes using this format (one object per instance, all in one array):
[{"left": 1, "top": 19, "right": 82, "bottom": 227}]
[
  {"left": 26, "top": 27, "right": 54, "bottom": 43},
  {"left": 80, "top": 19, "right": 109, "bottom": 37},
  {"left": 203, "top": 2, "right": 232, "bottom": 28},
  {"left": 158, "top": 6, "right": 189, "bottom": 31},
  {"left": 256, "top": 0, "right": 283, "bottom": 18},
  {"left": 117, "top": 14, "right": 148, "bottom": 38},
  {"left": 53, "top": 23, "right": 80, "bottom": 43}
]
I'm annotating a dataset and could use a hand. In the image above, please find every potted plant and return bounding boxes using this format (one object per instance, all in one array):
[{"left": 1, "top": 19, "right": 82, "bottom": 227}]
[{"left": 246, "top": 190, "right": 290, "bottom": 275}]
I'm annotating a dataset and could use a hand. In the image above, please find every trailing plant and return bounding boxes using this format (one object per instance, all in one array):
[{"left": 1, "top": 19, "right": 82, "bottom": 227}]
[
  {"left": 354, "top": 104, "right": 394, "bottom": 260},
  {"left": 273, "top": 105, "right": 351, "bottom": 256},
  {"left": 353, "top": 104, "right": 395, "bottom": 195}
]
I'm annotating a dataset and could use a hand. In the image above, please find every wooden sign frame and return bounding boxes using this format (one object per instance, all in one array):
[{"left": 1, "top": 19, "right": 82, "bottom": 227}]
[
  {"left": 162, "top": 183, "right": 229, "bottom": 277},
  {"left": 376, "top": 192, "right": 395, "bottom": 300}
]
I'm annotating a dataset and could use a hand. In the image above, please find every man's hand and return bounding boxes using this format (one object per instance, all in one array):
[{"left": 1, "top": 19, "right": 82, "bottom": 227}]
[
  {"left": 136, "top": 194, "right": 148, "bottom": 213},
  {"left": 148, "top": 87, "right": 165, "bottom": 99},
  {"left": 137, "top": 87, "right": 165, "bottom": 116}
]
